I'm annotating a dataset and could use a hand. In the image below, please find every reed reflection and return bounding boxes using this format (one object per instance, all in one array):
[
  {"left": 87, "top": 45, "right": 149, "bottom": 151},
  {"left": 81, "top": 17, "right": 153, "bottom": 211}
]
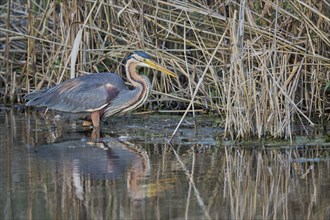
[{"left": 1, "top": 110, "right": 329, "bottom": 220}]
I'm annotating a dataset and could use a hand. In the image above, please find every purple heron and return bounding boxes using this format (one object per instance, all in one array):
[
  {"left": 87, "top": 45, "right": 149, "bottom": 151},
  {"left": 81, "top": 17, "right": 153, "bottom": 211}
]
[{"left": 25, "top": 51, "right": 176, "bottom": 128}]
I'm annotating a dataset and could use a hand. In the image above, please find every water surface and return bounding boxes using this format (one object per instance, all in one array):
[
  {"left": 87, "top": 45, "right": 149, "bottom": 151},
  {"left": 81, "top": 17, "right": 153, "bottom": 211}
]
[{"left": 0, "top": 109, "right": 329, "bottom": 219}]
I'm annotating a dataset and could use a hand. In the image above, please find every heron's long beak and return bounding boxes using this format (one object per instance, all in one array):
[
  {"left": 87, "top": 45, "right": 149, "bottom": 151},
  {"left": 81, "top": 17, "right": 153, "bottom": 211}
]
[{"left": 144, "top": 59, "right": 177, "bottom": 78}]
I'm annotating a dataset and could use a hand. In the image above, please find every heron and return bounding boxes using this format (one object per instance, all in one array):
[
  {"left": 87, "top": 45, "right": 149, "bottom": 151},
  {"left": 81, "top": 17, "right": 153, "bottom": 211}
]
[{"left": 25, "top": 51, "right": 177, "bottom": 128}]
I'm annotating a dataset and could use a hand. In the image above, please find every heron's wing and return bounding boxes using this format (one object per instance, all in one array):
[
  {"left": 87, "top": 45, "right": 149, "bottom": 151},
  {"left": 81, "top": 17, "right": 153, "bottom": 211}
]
[{"left": 25, "top": 73, "right": 126, "bottom": 112}]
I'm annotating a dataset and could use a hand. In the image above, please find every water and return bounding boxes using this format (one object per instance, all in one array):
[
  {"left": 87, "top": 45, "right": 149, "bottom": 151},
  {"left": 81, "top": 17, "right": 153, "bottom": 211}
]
[{"left": 0, "top": 109, "right": 330, "bottom": 219}]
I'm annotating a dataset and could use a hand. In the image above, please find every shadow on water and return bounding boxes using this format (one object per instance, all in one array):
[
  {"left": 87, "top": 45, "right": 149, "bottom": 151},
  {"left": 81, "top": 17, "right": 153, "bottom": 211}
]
[{"left": 0, "top": 109, "right": 330, "bottom": 219}]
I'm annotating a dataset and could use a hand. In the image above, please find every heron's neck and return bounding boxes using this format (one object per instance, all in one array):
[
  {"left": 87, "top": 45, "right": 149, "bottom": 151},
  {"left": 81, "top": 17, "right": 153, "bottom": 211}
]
[
  {"left": 126, "top": 60, "right": 151, "bottom": 95},
  {"left": 123, "top": 60, "right": 151, "bottom": 113}
]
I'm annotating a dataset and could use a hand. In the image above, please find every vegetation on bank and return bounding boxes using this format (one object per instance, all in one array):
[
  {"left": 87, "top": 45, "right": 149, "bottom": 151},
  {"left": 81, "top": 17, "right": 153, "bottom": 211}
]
[{"left": 0, "top": 0, "right": 329, "bottom": 140}]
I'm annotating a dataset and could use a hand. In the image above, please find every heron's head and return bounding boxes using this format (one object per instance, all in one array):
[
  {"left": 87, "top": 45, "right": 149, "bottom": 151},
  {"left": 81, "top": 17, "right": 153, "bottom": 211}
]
[{"left": 127, "top": 51, "right": 177, "bottom": 78}]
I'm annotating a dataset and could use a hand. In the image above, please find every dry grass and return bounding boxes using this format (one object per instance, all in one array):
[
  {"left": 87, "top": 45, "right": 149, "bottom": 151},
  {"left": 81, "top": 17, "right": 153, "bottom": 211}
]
[{"left": 0, "top": 0, "right": 329, "bottom": 139}]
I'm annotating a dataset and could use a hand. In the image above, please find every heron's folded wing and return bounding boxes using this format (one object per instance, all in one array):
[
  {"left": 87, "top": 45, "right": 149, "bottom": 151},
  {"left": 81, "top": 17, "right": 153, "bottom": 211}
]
[{"left": 25, "top": 73, "right": 125, "bottom": 112}]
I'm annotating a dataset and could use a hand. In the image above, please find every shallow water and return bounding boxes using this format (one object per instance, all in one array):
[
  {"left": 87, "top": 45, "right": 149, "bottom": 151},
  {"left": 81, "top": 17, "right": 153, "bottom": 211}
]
[{"left": 0, "top": 109, "right": 330, "bottom": 220}]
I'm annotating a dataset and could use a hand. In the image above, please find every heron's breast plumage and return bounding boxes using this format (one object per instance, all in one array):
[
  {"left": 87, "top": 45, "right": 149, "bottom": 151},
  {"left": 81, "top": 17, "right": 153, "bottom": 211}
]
[{"left": 103, "top": 75, "right": 151, "bottom": 117}]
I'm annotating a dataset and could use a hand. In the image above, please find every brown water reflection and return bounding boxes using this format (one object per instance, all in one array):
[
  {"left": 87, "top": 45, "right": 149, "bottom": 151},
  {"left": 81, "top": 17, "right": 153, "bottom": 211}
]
[{"left": 0, "top": 110, "right": 330, "bottom": 219}]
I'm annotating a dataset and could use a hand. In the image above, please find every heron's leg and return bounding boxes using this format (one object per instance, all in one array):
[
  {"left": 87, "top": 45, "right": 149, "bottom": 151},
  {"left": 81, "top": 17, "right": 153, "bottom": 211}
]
[
  {"left": 90, "top": 111, "right": 100, "bottom": 128},
  {"left": 91, "top": 128, "right": 100, "bottom": 139}
]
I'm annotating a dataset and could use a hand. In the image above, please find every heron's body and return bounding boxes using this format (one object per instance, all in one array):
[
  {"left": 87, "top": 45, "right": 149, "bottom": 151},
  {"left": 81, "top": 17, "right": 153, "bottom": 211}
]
[{"left": 25, "top": 52, "right": 175, "bottom": 128}]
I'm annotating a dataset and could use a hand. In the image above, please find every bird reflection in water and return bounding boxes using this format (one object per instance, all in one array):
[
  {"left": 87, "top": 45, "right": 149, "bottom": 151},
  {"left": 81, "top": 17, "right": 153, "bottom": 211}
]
[{"left": 33, "top": 136, "right": 151, "bottom": 203}]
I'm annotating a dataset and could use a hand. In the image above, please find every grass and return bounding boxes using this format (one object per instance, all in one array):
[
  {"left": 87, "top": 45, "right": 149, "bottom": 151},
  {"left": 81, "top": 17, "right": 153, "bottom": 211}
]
[{"left": 0, "top": 0, "right": 329, "bottom": 140}]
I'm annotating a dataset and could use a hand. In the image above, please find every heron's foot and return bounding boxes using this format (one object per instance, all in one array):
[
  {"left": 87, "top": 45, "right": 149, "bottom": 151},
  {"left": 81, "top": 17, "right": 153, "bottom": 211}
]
[{"left": 82, "top": 120, "right": 93, "bottom": 127}]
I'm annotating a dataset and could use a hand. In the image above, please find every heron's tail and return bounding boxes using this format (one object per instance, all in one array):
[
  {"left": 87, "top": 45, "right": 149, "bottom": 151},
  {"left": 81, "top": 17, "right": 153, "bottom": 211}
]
[{"left": 25, "top": 89, "right": 48, "bottom": 106}]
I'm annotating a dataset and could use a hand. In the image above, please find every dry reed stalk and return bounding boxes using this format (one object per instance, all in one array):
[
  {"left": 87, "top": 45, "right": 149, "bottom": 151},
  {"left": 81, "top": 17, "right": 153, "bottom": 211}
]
[{"left": 0, "top": 0, "right": 329, "bottom": 139}]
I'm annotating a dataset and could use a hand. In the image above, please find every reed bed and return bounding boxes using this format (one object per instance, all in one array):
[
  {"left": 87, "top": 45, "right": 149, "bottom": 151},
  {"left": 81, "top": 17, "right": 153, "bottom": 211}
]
[{"left": 0, "top": 0, "right": 329, "bottom": 140}]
